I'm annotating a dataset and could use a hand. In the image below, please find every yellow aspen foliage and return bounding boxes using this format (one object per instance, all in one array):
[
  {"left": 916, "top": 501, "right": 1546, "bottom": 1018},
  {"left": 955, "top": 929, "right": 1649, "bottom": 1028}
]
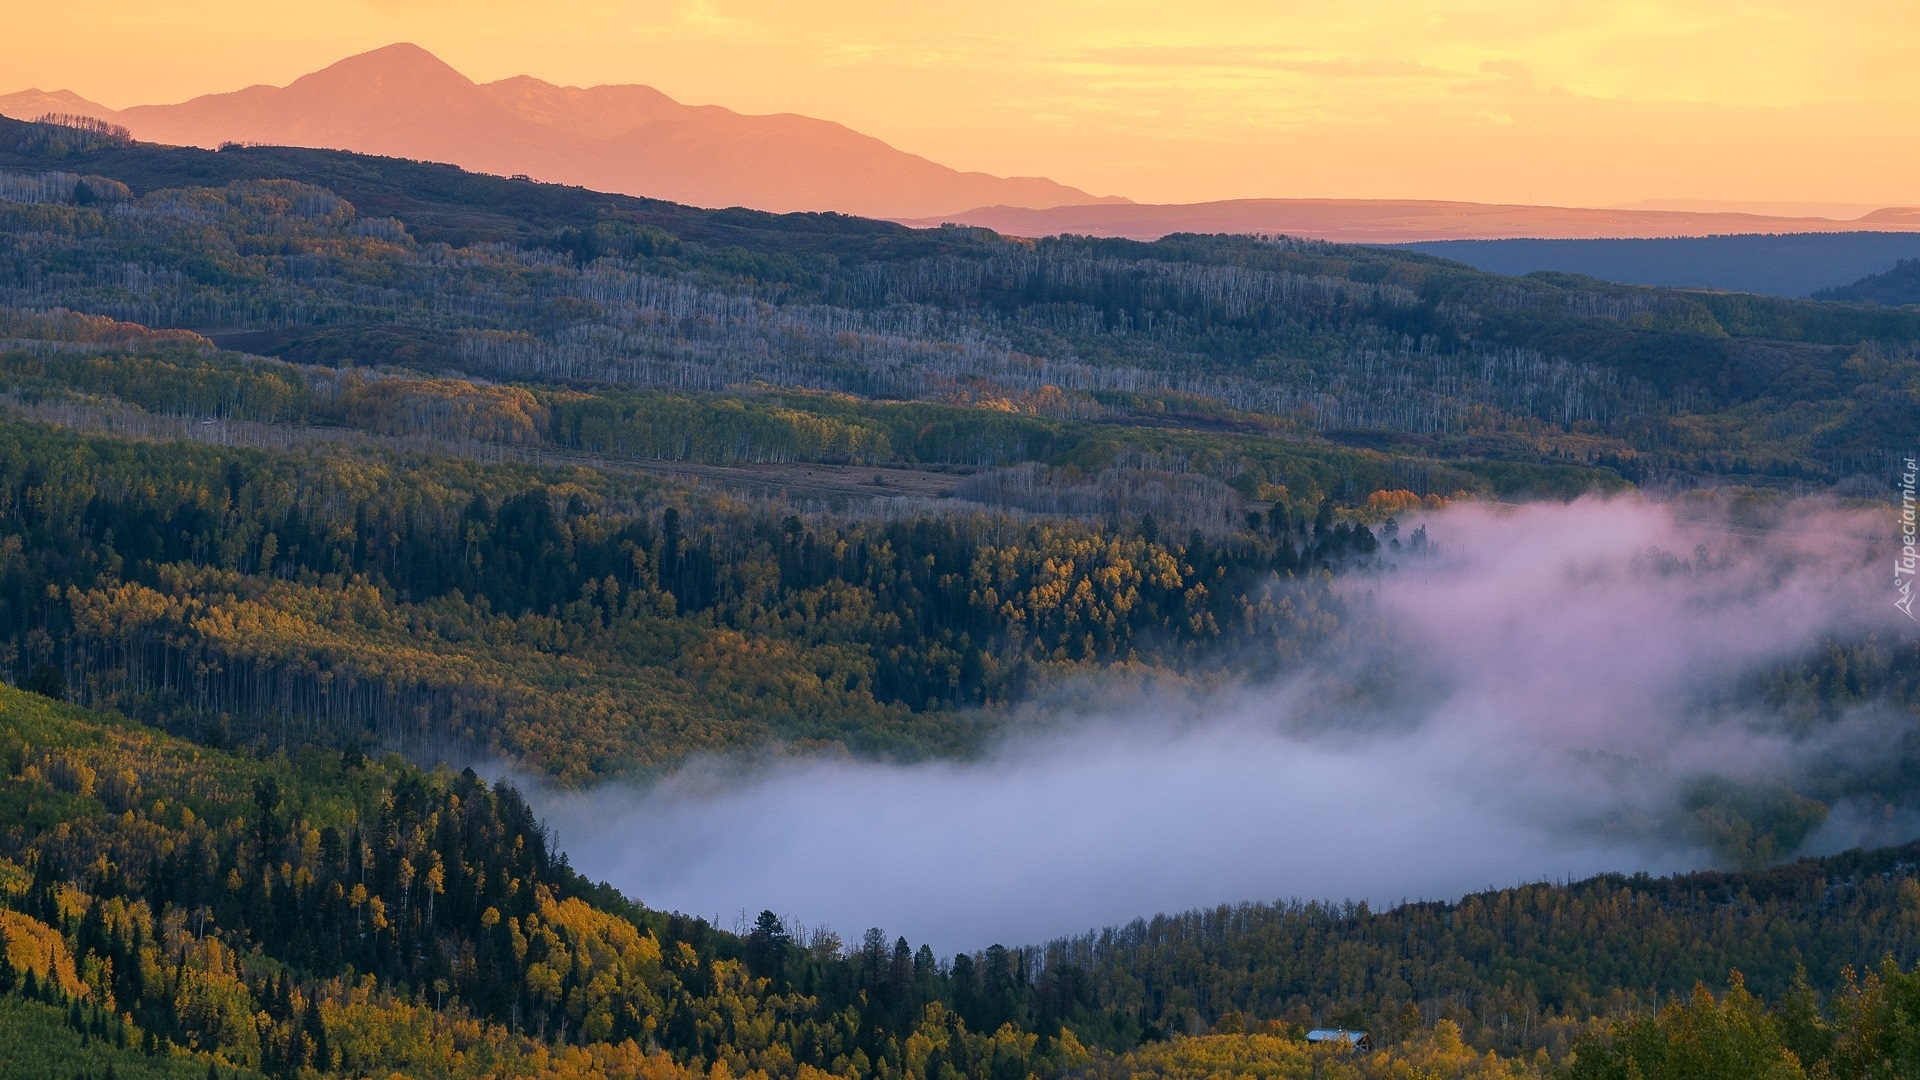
[{"left": 0, "top": 910, "right": 87, "bottom": 997}]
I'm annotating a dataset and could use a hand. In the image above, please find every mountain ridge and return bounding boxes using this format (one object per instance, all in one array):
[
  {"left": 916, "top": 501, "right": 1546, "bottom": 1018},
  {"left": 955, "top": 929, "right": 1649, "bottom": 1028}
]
[
  {"left": 14, "top": 45, "right": 1918, "bottom": 243},
  {"left": 0, "top": 43, "right": 1125, "bottom": 219},
  {"left": 902, "top": 196, "right": 1920, "bottom": 243}
]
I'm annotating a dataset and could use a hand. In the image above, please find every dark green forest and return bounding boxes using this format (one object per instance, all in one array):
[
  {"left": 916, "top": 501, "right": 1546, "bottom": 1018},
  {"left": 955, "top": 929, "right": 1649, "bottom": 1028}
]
[
  {"left": 0, "top": 115, "right": 1916, "bottom": 1077},
  {"left": 1815, "top": 258, "right": 1920, "bottom": 307}
]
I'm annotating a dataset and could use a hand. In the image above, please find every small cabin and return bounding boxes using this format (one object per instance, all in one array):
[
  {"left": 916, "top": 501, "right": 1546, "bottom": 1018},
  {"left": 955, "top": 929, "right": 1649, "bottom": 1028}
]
[{"left": 1306, "top": 1028, "right": 1371, "bottom": 1052}]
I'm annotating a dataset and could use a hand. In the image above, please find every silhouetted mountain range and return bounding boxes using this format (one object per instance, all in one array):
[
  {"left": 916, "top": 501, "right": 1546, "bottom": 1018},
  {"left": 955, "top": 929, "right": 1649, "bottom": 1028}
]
[
  {"left": 0, "top": 43, "right": 1124, "bottom": 219},
  {"left": 9, "top": 45, "right": 1919, "bottom": 240}
]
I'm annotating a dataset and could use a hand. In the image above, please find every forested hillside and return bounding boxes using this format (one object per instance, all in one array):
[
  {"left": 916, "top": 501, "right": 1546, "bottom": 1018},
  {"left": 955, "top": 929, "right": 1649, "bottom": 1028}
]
[
  {"left": 0, "top": 407, "right": 1382, "bottom": 776},
  {"left": 1, "top": 114, "right": 1916, "bottom": 486},
  {"left": 0, "top": 115, "right": 1911, "bottom": 782},
  {"left": 1389, "top": 234, "right": 1920, "bottom": 299},
  {"left": 0, "top": 116, "right": 1917, "bottom": 1077},
  {"left": 1, "top": 684, "right": 1919, "bottom": 1079},
  {"left": 1814, "top": 258, "right": 1920, "bottom": 307}
]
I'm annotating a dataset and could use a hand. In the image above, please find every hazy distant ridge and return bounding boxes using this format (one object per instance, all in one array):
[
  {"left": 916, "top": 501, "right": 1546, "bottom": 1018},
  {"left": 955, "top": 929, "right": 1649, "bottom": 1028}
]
[
  {"left": 1389, "top": 233, "right": 1920, "bottom": 298},
  {"left": 903, "top": 198, "right": 1920, "bottom": 243}
]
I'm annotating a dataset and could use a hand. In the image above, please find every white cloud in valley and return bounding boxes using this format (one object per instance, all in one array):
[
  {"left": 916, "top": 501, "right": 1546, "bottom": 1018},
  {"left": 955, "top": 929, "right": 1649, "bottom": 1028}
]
[{"left": 534, "top": 494, "right": 1913, "bottom": 955}]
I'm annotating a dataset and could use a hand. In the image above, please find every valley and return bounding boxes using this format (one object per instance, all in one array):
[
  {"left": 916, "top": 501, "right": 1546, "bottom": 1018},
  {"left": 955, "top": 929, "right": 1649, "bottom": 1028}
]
[{"left": 0, "top": 108, "right": 1911, "bottom": 1078}]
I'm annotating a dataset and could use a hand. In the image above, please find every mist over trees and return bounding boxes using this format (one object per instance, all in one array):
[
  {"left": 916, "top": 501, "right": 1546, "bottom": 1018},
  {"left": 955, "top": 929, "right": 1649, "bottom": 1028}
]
[
  {"left": 3, "top": 682, "right": 1920, "bottom": 1078},
  {"left": 0, "top": 116, "right": 1913, "bottom": 1078}
]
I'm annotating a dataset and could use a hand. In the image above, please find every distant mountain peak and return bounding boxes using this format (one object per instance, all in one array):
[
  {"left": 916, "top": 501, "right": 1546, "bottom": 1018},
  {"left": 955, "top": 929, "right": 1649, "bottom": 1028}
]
[
  {"left": 314, "top": 42, "right": 469, "bottom": 80},
  {"left": 2, "top": 45, "right": 1121, "bottom": 219},
  {"left": 1859, "top": 207, "right": 1920, "bottom": 224},
  {"left": 355, "top": 41, "right": 442, "bottom": 62},
  {"left": 0, "top": 87, "right": 118, "bottom": 123},
  {"left": 285, "top": 42, "right": 478, "bottom": 97}
]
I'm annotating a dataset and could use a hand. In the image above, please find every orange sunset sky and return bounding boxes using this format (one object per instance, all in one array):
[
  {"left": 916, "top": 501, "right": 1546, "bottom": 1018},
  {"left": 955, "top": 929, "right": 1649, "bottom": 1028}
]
[{"left": 5, "top": 0, "right": 1914, "bottom": 210}]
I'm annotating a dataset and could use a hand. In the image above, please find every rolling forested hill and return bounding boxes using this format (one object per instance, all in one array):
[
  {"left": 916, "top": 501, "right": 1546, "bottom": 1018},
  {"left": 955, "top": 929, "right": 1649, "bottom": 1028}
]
[
  {"left": 0, "top": 115, "right": 1917, "bottom": 1077},
  {"left": 0, "top": 682, "right": 1919, "bottom": 1079},
  {"left": 1387, "top": 233, "right": 1920, "bottom": 298},
  {"left": 1, "top": 111, "right": 1915, "bottom": 487},
  {"left": 1815, "top": 258, "right": 1920, "bottom": 306},
  {"left": 0, "top": 116, "right": 1914, "bottom": 781}
]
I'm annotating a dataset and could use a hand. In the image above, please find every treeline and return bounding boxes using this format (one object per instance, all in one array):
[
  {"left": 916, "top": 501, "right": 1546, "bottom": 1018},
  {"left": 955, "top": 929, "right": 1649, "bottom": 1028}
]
[
  {"left": 1030, "top": 848, "right": 1920, "bottom": 1057},
  {"left": 0, "top": 180, "right": 1650, "bottom": 440},
  {"left": 1815, "top": 257, "right": 1920, "bottom": 307},
  {"left": 1084, "top": 966, "right": 1920, "bottom": 1079},
  {"left": 0, "top": 335, "right": 1626, "bottom": 503},
  {"left": 0, "top": 131, "right": 1915, "bottom": 481},
  {"left": 0, "top": 684, "right": 1098, "bottom": 1079},
  {"left": 0, "top": 420, "right": 1384, "bottom": 779}
]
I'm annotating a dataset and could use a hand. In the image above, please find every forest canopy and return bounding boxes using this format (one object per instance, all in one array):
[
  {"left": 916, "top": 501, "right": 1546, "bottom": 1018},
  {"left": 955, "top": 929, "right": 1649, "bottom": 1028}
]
[{"left": 0, "top": 115, "right": 1915, "bottom": 1079}]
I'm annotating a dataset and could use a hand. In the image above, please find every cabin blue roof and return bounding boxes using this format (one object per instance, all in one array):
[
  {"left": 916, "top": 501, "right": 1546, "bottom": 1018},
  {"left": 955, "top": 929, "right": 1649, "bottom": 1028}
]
[{"left": 1306, "top": 1028, "right": 1367, "bottom": 1043}]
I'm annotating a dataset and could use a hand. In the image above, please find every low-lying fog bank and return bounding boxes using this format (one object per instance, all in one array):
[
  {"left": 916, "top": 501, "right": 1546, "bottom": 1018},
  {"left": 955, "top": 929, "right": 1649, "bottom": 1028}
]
[{"left": 533, "top": 494, "right": 1915, "bottom": 955}]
